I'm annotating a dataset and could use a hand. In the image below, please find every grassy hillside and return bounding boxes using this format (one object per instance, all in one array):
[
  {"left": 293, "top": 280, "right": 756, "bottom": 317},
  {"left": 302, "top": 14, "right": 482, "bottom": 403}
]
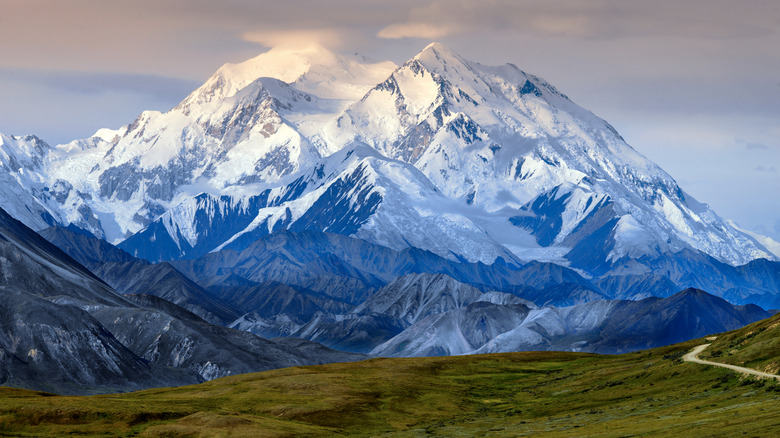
[
  {"left": 0, "top": 339, "right": 778, "bottom": 437},
  {"left": 700, "top": 311, "right": 780, "bottom": 375}
]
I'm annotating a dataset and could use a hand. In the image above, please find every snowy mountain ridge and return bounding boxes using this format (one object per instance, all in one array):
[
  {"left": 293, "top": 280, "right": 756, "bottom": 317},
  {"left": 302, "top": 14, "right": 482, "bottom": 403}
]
[
  {"left": 0, "top": 133, "right": 59, "bottom": 231},
  {"left": 0, "top": 42, "right": 773, "bottom": 270},
  {"left": 321, "top": 43, "right": 769, "bottom": 266}
]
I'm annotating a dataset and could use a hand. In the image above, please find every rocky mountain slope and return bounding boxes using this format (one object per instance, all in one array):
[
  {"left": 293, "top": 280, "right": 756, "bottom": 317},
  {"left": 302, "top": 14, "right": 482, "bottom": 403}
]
[
  {"left": 0, "top": 207, "right": 362, "bottom": 394},
  {"left": 40, "top": 225, "right": 241, "bottom": 325},
  {"left": 374, "top": 288, "right": 769, "bottom": 357},
  {"left": 37, "top": 223, "right": 780, "bottom": 356}
]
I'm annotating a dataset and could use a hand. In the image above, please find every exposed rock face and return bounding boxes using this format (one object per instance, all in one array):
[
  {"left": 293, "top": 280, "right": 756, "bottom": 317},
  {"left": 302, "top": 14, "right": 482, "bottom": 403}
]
[
  {"left": 0, "top": 207, "right": 191, "bottom": 393},
  {"left": 40, "top": 226, "right": 241, "bottom": 325},
  {"left": 374, "top": 288, "right": 769, "bottom": 357},
  {"left": 353, "top": 273, "right": 489, "bottom": 326},
  {"left": 0, "top": 208, "right": 364, "bottom": 394},
  {"left": 0, "top": 290, "right": 191, "bottom": 395}
]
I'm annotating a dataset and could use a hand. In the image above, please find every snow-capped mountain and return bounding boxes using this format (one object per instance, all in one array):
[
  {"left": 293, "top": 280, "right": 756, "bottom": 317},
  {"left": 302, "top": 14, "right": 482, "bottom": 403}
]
[
  {"left": 183, "top": 44, "right": 397, "bottom": 106},
  {"left": 46, "top": 77, "right": 324, "bottom": 242},
  {"left": 0, "top": 42, "right": 773, "bottom": 271},
  {"left": 0, "top": 46, "right": 396, "bottom": 244},
  {"left": 119, "top": 144, "right": 519, "bottom": 263},
  {"left": 0, "top": 134, "right": 60, "bottom": 230},
  {"left": 322, "top": 42, "right": 770, "bottom": 266}
]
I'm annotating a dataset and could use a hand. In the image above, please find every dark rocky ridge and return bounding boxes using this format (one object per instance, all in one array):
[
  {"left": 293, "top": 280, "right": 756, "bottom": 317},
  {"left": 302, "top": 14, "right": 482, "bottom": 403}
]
[{"left": 0, "top": 209, "right": 365, "bottom": 394}]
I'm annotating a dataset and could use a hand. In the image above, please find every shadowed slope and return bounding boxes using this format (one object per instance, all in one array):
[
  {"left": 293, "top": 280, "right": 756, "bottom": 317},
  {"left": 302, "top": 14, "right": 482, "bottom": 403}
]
[{"left": 40, "top": 226, "right": 241, "bottom": 324}]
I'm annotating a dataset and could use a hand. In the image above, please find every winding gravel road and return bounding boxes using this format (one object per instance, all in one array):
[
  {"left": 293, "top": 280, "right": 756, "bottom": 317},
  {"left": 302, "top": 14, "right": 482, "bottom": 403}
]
[{"left": 683, "top": 342, "right": 780, "bottom": 381}]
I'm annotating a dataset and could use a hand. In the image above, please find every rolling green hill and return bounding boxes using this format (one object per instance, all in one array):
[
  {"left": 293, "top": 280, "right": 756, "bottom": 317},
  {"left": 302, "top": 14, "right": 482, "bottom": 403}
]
[
  {"left": 700, "top": 311, "right": 780, "bottom": 375},
  {"left": 1, "top": 335, "right": 778, "bottom": 437}
]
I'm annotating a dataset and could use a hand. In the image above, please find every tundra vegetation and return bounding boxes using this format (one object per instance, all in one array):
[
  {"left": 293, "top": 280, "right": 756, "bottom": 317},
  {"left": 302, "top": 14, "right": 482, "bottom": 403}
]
[{"left": 1, "top": 315, "right": 780, "bottom": 437}]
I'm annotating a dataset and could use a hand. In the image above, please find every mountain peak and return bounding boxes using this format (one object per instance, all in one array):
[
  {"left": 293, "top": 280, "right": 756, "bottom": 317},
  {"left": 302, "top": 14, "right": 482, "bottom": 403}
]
[
  {"left": 187, "top": 45, "right": 396, "bottom": 106},
  {"left": 669, "top": 288, "right": 718, "bottom": 303},
  {"left": 413, "top": 41, "right": 467, "bottom": 69},
  {"left": 419, "top": 41, "right": 455, "bottom": 55},
  {"left": 223, "top": 44, "right": 341, "bottom": 85}
]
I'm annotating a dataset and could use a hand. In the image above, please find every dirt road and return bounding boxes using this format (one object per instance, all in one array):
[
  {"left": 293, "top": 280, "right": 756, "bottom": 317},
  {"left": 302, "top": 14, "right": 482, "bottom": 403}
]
[{"left": 683, "top": 343, "right": 780, "bottom": 381}]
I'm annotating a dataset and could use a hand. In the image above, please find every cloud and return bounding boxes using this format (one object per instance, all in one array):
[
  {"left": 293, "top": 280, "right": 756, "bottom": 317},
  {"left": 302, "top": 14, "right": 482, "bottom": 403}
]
[
  {"left": 754, "top": 165, "right": 777, "bottom": 173},
  {"left": 241, "top": 28, "right": 348, "bottom": 50},
  {"left": 528, "top": 15, "right": 596, "bottom": 38},
  {"left": 373, "top": 0, "right": 779, "bottom": 42},
  {"left": 378, "top": 22, "right": 455, "bottom": 40},
  {"left": 0, "top": 69, "right": 199, "bottom": 100},
  {"left": 737, "top": 138, "right": 772, "bottom": 151},
  {"left": 746, "top": 142, "right": 769, "bottom": 150},
  {"left": 0, "top": 74, "right": 194, "bottom": 145}
]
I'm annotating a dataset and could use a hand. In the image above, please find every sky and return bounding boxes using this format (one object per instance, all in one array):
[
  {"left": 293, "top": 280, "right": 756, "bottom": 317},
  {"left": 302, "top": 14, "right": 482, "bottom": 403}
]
[{"left": 1, "top": 0, "right": 779, "bottom": 239}]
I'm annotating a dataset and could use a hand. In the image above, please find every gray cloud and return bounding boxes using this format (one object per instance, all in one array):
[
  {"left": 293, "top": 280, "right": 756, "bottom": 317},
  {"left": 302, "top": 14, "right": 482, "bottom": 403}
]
[
  {"left": 3, "top": 1, "right": 778, "bottom": 74},
  {"left": 574, "top": 75, "right": 780, "bottom": 119},
  {"left": 0, "top": 69, "right": 199, "bottom": 100},
  {"left": 754, "top": 165, "right": 777, "bottom": 173},
  {"left": 0, "top": 70, "right": 198, "bottom": 145},
  {"left": 377, "top": 0, "right": 779, "bottom": 41},
  {"left": 736, "top": 138, "right": 772, "bottom": 151}
]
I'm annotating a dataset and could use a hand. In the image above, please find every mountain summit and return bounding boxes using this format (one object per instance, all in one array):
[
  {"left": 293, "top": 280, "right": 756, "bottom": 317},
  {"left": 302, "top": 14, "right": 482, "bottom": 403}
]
[
  {"left": 182, "top": 43, "right": 397, "bottom": 106},
  {"left": 324, "top": 42, "right": 773, "bottom": 267},
  {"left": 0, "top": 43, "right": 773, "bottom": 271}
]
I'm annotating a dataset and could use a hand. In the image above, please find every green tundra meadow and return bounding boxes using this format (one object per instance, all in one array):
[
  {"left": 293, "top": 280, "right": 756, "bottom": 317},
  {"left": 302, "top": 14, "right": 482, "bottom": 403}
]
[{"left": 2, "top": 313, "right": 780, "bottom": 437}]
